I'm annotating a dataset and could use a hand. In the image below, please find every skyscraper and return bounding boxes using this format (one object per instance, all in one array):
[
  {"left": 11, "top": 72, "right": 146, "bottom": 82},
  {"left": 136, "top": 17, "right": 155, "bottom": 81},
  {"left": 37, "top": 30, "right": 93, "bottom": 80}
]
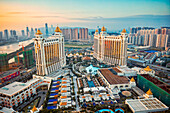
[
  {"left": 10, "top": 30, "right": 13, "bottom": 37},
  {"left": 82, "top": 28, "right": 85, "bottom": 40},
  {"left": 21, "top": 30, "right": 25, "bottom": 37},
  {"left": 4, "top": 29, "right": 8, "bottom": 40},
  {"left": 93, "top": 26, "right": 128, "bottom": 66},
  {"left": 26, "top": 27, "right": 29, "bottom": 37},
  {"left": 85, "top": 28, "right": 88, "bottom": 40},
  {"left": 79, "top": 28, "right": 82, "bottom": 40},
  {"left": 35, "top": 28, "right": 37, "bottom": 33},
  {"left": 69, "top": 28, "right": 73, "bottom": 40},
  {"left": 51, "top": 25, "right": 54, "bottom": 34},
  {"left": 33, "top": 26, "right": 66, "bottom": 76},
  {"left": 13, "top": 30, "right": 16, "bottom": 36},
  {"left": 0, "top": 32, "right": 3, "bottom": 40},
  {"left": 45, "top": 23, "right": 48, "bottom": 36},
  {"left": 30, "top": 28, "right": 34, "bottom": 37}
]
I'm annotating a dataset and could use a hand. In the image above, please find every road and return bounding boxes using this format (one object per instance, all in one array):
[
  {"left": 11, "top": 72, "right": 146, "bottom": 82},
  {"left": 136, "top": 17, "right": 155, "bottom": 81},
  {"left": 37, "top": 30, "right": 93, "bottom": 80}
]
[
  {"left": 70, "top": 70, "right": 80, "bottom": 111},
  {"left": 148, "top": 64, "right": 170, "bottom": 71}
]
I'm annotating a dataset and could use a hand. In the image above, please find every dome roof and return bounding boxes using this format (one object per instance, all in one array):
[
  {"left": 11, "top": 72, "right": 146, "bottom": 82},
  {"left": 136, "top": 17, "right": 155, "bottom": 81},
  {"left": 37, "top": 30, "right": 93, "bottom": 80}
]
[
  {"left": 144, "top": 66, "right": 152, "bottom": 71},
  {"left": 130, "top": 77, "right": 135, "bottom": 82},
  {"left": 122, "top": 29, "right": 126, "bottom": 33},
  {"left": 146, "top": 89, "right": 153, "bottom": 95},
  {"left": 35, "top": 29, "right": 42, "bottom": 35},
  {"left": 32, "top": 106, "right": 37, "bottom": 112},
  {"left": 101, "top": 26, "right": 106, "bottom": 31},
  {"left": 55, "top": 26, "right": 61, "bottom": 32}
]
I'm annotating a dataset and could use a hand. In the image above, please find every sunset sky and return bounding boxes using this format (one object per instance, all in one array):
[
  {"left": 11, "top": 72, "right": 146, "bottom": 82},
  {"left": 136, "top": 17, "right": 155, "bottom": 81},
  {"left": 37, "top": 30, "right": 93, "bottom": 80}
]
[{"left": 0, "top": 0, "right": 170, "bottom": 31}]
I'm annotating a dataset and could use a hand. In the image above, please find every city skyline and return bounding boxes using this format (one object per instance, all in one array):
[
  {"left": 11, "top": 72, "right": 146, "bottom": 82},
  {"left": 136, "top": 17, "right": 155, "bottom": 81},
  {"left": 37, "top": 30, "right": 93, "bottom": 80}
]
[{"left": 0, "top": 0, "right": 170, "bottom": 30}]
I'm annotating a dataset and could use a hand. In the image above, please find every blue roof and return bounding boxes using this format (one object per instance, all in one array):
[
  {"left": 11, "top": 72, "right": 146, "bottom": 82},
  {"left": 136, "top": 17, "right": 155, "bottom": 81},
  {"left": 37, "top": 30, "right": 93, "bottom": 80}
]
[{"left": 128, "top": 58, "right": 146, "bottom": 63}]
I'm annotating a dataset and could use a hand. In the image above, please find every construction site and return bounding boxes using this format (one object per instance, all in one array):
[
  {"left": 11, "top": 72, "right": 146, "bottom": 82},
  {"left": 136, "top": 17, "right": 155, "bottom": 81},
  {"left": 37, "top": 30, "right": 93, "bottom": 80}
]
[
  {"left": 0, "top": 43, "right": 35, "bottom": 71},
  {"left": 137, "top": 74, "right": 170, "bottom": 106}
]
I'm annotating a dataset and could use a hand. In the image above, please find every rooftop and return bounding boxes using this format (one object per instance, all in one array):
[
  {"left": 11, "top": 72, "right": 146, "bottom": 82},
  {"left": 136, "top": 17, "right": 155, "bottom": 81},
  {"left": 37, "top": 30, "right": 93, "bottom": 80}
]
[
  {"left": 126, "top": 98, "right": 168, "bottom": 112},
  {"left": 0, "top": 69, "right": 19, "bottom": 78},
  {"left": 140, "top": 74, "right": 170, "bottom": 94},
  {"left": 128, "top": 58, "right": 147, "bottom": 63},
  {"left": 0, "top": 78, "right": 40, "bottom": 96},
  {"left": 112, "top": 67, "right": 122, "bottom": 73},
  {"left": 99, "top": 68, "right": 129, "bottom": 85}
]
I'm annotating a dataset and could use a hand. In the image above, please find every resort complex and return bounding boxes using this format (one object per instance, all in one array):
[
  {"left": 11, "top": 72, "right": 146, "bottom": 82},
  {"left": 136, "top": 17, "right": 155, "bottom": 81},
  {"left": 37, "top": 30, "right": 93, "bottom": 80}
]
[
  {"left": 93, "top": 27, "right": 128, "bottom": 66},
  {"left": 33, "top": 27, "right": 66, "bottom": 76},
  {"left": 0, "top": 26, "right": 169, "bottom": 113}
]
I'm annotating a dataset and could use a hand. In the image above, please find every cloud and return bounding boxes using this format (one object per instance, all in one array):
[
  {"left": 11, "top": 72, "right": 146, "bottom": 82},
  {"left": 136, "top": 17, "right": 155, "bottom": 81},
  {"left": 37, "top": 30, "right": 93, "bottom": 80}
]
[
  {"left": 71, "top": 15, "right": 170, "bottom": 23},
  {"left": 30, "top": 15, "right": 59, "bottom": 18},
  {"left": 7, "top": 12, "right": 26, "bottom": 14}
]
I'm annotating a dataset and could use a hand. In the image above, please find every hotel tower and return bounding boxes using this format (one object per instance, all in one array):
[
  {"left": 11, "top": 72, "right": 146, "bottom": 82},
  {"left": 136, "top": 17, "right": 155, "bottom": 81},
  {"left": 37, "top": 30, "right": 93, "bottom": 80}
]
[
  {"left": 33, "top": 26, "right": 66, "bottom": 76},
  {"left": 93, "top": 26, "right": 128, "bottom": 66}
]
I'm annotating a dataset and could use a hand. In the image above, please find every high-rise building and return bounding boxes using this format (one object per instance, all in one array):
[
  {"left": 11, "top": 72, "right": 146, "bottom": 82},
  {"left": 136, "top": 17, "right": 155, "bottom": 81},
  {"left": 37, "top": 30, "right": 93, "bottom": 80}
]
[
  {"left": 93, "top": 26, "right": 128, "bottom": 66},
  {"left": 33, "top": 26, "right": 66, "bottom": 76},
  {"left": 61, "top": 28, "right": 70, "bottom": 41},
  {"left": 23, "top": 50, "right": 34, "bottom": 68},
  {"left": 165, "top": 35, "right": 170, "bottom": 50},
  {"left": 69, "top": 28, "right": 73, "bottom": 40},
  {"left": 85, "top": 28, "right": 88, "bottom": 40},
  {"left": 156, "top": 34, "right": 162, "bottom": 47},
  {"left": 73, "top": 28, "right": 78, "bottom": 40},
  {"left": 0, "top": 53, "right": 9, "bottom": 72},
  {"left": 51, "top": 25, "right": 54, "bottom": 34},
  {"left": 10, "top": 30, "right": 13, "bottom": 37},
  {"left": 21, "top": 30, "right": 25, "bottom": 37},
  {"left": 129, "top": 27, "right": 170, "bottom": 50},
  {"left": 0, "top": 31, "right": 3, "bottom": 40},
  {"left": 45, "top": 23, "right": 48, "bottom": 36},
  {"left": 79, "top": 28, "right": 82, "bottom": 40},
  {"left": 30, "top": 28, "right": 34, "bottom": 37},
  {"left": 26, "top": 27, "right": 29, "bottom": 37},
  {"left": 4, "top": 29, "right": 8, "bottom": 40},
  {"left": 149, "top": 34, "right": 157, "bottom": 47},
  {"left": 82, "top": 28, "right": 85, "bottom": 40},
  {"left": 35, "top": 28, "right": 37, "bottom": 33},
  {"left": 13, "top": 30, "right": 16, "bottom": 36},
  {"left": 155, "top": 29, "right": 161, "bottom": 34}
]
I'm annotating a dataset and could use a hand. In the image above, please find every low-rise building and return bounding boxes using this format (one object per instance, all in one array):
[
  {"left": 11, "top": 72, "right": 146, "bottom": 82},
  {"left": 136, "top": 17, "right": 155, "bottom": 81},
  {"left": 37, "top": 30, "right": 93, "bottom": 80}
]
[
  {"left": 125, "top": 89, "right": 169, "bottom": 113},
  {"left": 0, "top": 78, "right": 48, "bottom": 108},
  {"left": 98, "top": 68, "right": 136, "bottom": 89}
]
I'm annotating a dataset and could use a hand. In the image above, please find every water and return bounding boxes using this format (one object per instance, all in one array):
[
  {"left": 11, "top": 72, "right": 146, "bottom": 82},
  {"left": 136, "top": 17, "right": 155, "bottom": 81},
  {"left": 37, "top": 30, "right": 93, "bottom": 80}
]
[
  {"left": 47, "top": 106, "right": 57, "bottom": 109},
  {"left": 0, "top": 39, "right": 33, "bottom": 54},
  {"left": 115, "top": 108, "right": 124, "bottom": 113},
  {"left": 50, "top": 93, "right": 58, "bottom": 96},
  {"left": 51, "top": 88, "right": 59, "bottom": 91},
  {"left": 96, "top": 109, "right": 114, "bottom": 113},
  {"left": 86, "top": 64, "right": 99, "bottom": 75},
  {"left": 145, "top": 50, "right": 158, "bottom": 53},
  {"left": 87, "top": 81, "right": 95, "bottom": 88},
  {"left": 48, "top": 99, "right": 58, "bottom": 102},
  {"left": 52, "top": 84, "right": 60, "bottom": 86}
]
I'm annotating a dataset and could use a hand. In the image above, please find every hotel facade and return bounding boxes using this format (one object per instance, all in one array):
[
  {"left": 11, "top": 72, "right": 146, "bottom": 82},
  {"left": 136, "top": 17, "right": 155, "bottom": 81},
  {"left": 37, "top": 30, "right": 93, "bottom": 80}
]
[
  {"left": 33, "top": 27, "right": 66, "bottom": 76},
  {"left": 0, "top": 79, "right": 49, "bottom": 108},
  {"left": 93, "top": 26, "right": 128, "bottom": 66}
]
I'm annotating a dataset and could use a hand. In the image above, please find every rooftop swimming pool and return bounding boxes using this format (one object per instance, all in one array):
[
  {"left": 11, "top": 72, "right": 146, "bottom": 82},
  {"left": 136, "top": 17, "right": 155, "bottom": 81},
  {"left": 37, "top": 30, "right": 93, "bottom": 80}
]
[
  {"left": 145, "top": 50, "right": 158, "bottom": 53},
  {"left": 51, "top": 88, "right": 59, "bottom": 91},
  {"left": 96, "top": 109, "right": 114, "bottom": 113},
  {"left": 53, "top": 80, "right": 61, "bottom": 82},
  {"left": 47, "top": 106, "right": 57, "bottom": 109},
  {"left": 50, "top": 93, "right": 58, "bottom": 96},
  {"left": 48, "top": 99, "right": 57, "bottom": 102},
  {"left": 86, "top": 64, "right": 99, "bottom": 75},
  {"left": 52, "top": 84, "right": 59, "bottom": 86},
  {"left": 115, "top": 108, "right": 124, "bottom": 113},
  {"left": 87, "top": 81, "right": 95, "bottom": 88}
]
